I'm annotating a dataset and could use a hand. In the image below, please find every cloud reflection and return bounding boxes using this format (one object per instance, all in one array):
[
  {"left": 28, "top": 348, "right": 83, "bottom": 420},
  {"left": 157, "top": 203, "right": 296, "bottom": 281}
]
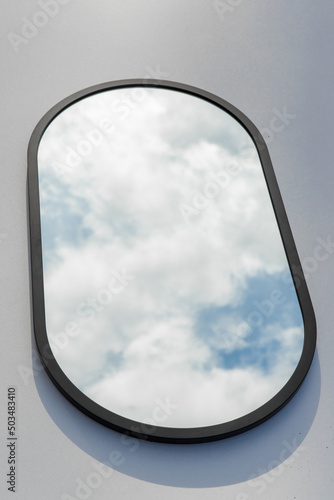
[{"left": 37, "top": 88, "right": 303, "bottom": 428}]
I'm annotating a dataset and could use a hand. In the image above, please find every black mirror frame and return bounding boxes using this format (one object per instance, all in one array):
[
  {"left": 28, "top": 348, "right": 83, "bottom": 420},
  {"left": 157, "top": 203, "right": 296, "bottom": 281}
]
[{"left": 27, "top": 79, "right": 316, "bottom": 444}]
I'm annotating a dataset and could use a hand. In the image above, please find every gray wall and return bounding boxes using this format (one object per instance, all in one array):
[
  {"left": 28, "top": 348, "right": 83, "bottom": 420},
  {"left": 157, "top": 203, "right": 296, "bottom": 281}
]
[{"left": 1, "top": 1, "right": 333, "bottom": 498}]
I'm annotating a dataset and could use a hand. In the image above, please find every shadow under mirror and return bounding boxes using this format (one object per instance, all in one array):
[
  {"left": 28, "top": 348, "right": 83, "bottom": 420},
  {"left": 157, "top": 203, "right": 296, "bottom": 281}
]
[{"left": 28, "top": 80, "right": 316, "bottom": 443}]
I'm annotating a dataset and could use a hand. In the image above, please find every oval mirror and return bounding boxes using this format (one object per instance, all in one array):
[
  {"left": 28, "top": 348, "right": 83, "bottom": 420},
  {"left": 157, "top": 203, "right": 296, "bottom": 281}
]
[{"left": 28, "top": 80, "right": 316, "bottom": 443}]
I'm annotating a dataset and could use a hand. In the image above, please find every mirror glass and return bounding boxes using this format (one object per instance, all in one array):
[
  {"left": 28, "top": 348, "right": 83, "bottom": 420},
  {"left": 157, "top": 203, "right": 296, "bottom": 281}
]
[{"left": 36, "top": 86, "right": 304, "bottom": 429}]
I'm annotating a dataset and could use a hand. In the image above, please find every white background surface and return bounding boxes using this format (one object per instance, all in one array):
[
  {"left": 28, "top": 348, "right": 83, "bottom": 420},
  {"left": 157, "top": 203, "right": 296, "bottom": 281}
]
[{"left": 1, "top": 1, "right": 333, "bottom": 499}]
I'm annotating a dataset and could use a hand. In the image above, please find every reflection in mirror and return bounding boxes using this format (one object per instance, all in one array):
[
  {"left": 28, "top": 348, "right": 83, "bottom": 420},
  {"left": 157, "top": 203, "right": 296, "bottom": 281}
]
[{"left": 32, "top": 84, "right": 311, "bottom": 438}]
